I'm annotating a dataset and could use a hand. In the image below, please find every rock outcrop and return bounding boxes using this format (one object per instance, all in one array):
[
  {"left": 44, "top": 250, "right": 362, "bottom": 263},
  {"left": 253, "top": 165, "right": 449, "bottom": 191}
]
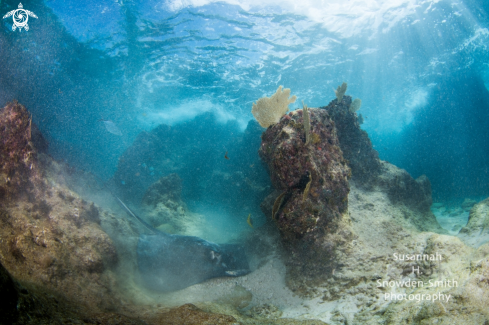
[
  {"left": 320, "top": 95, "right": 381, "bottom": 186},
  {"left": 0, "top": 102, "right": 124, "bottom": 319},
  {"left": 459, "top": 198, "right": 489, "bottom": 247},
  {"left": 259, "top": 107, "right": 353, "bottom": 284},
  {"left": 111, "top": 113, "right": 270, "bottom": 222},
  {"left": 258, "top": 96, "right": 444, "bottom": 294},
  {"left": 0, "top": 101, "right": 46, "bottom": 202}
]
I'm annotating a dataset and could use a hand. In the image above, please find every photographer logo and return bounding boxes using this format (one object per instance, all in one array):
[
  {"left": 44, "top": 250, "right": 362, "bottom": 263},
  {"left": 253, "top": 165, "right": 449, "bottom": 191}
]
[{"left": 3, "top": 3, "right": 37, "bottom": 31}]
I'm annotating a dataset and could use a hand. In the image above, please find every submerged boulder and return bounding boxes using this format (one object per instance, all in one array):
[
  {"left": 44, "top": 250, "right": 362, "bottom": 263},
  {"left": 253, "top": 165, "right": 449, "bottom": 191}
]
[
  {"left": 459, "top": 198, "right": 489, "bottom": 247},
  {"left": 111, "top": 113, "right": 270, "bottom": 223},
  {"left": 375, "top": 161, "right": 434, "bottom": 212},
  {"left": 142, "top": 173, "right": 183, "bottom": 208},
  {"left": 259, "top": 107, "right": 353, "bottom": 281},
  {"left": 0, "top": 101, "right": 122, "bottom": 316},
  {"left": 321, "top": 95, "right": 381, "bottom": 186},
  {"left": 0, "top": 101, "right": 47, "bottom": 202},
  {"left": 140, "top": 173, "right": 199, "bottom": 233},
  {"left": 258, "top": 95, "right": 444, "bottom": 293}
]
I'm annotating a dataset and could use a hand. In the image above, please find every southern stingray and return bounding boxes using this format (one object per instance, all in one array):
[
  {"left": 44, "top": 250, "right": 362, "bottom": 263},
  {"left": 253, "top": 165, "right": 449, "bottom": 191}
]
[{"left": 113, "top": 195, "right": 250, "bottom": 292}]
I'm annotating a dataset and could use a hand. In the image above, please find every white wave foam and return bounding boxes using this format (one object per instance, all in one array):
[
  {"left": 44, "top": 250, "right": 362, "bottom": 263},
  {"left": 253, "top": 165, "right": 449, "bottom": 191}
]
[{"left": 165, "top": 0, "right": 442, "bottom": 38}]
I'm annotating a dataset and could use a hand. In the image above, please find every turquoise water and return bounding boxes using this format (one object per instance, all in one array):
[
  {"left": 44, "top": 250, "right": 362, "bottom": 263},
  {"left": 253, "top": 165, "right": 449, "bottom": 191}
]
[
  {"left": 1, "top": 1, "right": 488, "bottom": 201},
  {"left": 2, "top": 2, "right": 489, "bottom": 323}
]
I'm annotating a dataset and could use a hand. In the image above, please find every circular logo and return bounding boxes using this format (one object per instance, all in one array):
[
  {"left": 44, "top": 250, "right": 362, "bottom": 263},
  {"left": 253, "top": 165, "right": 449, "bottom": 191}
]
[{"left": 13, "top": 9, "right": 28, "bottom": 28}]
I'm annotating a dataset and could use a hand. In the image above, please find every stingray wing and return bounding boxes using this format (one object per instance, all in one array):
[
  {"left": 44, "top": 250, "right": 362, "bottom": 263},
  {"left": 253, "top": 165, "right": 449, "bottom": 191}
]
[
  {"left": 2, "top": 10, "right": 15, "bottom": 19},
  {"left": 137, "top": 233, "right": 250, "bottom": 292},
  {"left": 25, "top": 10, "right": 38, "bottom": 19}
]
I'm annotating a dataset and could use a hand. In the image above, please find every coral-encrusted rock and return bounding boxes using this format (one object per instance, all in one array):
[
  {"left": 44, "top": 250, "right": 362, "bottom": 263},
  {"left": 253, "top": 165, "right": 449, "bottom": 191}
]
[
  {"left": 141, "top": 173, "right": 196, "bottom": 232},
  {"left": 142, "top": 173, "right": 184, "bottom": 208},
  {"left": 321, "top": 97, "right": 435, "bottom": 217},
  {"left": 321, "top": 96, "right": 381, "bottom": 186},
  {"left": 0, "top": 101, "right": 121, "bottom": 315},
  {"left": 259, "top": 107, "right": 353, "bottom": 283},
  {"left": 0, "top": 101, "right": 47, "bottom": 201}
]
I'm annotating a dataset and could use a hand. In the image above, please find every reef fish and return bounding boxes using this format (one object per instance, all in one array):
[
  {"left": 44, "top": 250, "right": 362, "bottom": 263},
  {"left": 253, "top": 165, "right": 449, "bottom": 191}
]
[
  {"left": 247, "top": 214, "right": 253, "bottom": 228},
  {"left": 101, "top": 120, "right": 123, "bottom": 136}
]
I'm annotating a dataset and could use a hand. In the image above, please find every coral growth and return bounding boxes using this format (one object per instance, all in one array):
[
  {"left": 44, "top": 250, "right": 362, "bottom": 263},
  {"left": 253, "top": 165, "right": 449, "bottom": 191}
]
[
  {"left": 140, "top": 173, "right": 206, "bottom": 234},
  {"left": 259, "top": 107, "right": 352, "bottom": 282},
  {"left": 252, "top": 86, "right": 297, "bottom": 128},
  {"left": 302, "top": 102, "right": 311, "bottom": 145},
  {"left": 0, "top": 101, "right": 123, "bottom": 318},
  {"left": 334, "top": 82, "right": 347, "bottom": 103},
  {"left": 321, "top": 95, "right": 381, "bottom": 186},
  {"left": 0, "top": 101, "right": 46, "bottom": 202},
  {"left": 349, "top": 98, "right": 362, "bottom": 112}
]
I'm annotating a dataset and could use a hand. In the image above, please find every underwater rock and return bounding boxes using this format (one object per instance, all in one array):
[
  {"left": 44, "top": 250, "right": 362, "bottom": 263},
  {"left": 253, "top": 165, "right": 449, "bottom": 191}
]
[
  {"left": 320, "top": 95, "right": 381, "bottom": 186},
  {"left": 0, "top": 101, "right": 124, "bottom": 316},
  {"left": 112, "top": 113, "right": 270, "bottom": 222},
  {"left": 459, "top": 197, "right": 489, "bottom": 247},
  {"left": 320, "top": 182, "right": 489, "bottom": 323},
  {"left": 142, "top": 173, "right": 183, "bottom": 208},
  {"left": 461, "top": 198, "right": 478, "bottom": 211},
  {"left": 320, "top": 96, "right": 435, "bottom": 217},
  {"left": 0, "top": 101, "right": 46, "bottom": 202},
  {"left": 154, "top": 303, "right": 238, "bottom": 325},
  {"left": 140, "top": 173, "right": 201, "bottom": 232},
  {"left": 374, "top": 234, "right": 489, "bottom": 324},
  {"left": 141, "top": 173, "right": 186, "bottom": 230},
  {"left": 259, "top": 107, "right": 353, "bottom": 283},
  {"left": 375, "top": 161, "right": 434, "bottom": 215},
  {"left": 111, "top": 112, "right": 241, "bottom": 203},
  {"left": 244, "top": 303, "right": 283, "bottom": 319},
  {"left": 1, "top": 259, "right": 147, "bottom": 324},
  {"left": 257, "top": 98, "right": 444, "bottom": 299}
]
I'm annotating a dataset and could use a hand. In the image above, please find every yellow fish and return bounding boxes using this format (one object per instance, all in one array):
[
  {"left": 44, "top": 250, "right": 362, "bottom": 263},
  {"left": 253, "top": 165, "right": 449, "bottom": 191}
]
[{"left": 247, "top": 214, "right": 253, "bottom": 228}]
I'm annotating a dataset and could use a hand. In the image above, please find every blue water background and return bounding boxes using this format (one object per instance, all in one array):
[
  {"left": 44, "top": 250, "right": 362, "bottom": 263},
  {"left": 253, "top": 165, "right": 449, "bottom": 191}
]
[{"left": 1, "top": 0, "right": 489, "bottom": 202}]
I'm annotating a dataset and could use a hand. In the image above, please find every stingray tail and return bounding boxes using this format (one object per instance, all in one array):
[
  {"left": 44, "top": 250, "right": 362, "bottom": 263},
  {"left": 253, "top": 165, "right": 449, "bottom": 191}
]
[
  {"left": 93, "top": 175, "right": 158, "bottom": 235},
  {"left": 112, "top": 195, "right": 157, "bottom": 234}
]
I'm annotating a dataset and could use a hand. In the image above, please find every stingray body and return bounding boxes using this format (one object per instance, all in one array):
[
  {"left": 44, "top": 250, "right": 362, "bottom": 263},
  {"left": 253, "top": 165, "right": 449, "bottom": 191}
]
[
  {"left": 110, "top": 194, "right": 250, "bottom": 292},
  {"left": 137, "top": 233, "right": 250, "bottom": 292}
]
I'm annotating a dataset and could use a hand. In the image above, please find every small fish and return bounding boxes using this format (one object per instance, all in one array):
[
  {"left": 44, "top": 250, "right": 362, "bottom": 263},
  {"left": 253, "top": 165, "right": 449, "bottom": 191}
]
[
  {"left": 224, "top": 151, "right": 229, "bottom": 160},
  {"left": 99, "top": 119, "right": 123, "bottom": 136},
  {"left": 247, "top": 214, "right": 253, "bottom": 228}
]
